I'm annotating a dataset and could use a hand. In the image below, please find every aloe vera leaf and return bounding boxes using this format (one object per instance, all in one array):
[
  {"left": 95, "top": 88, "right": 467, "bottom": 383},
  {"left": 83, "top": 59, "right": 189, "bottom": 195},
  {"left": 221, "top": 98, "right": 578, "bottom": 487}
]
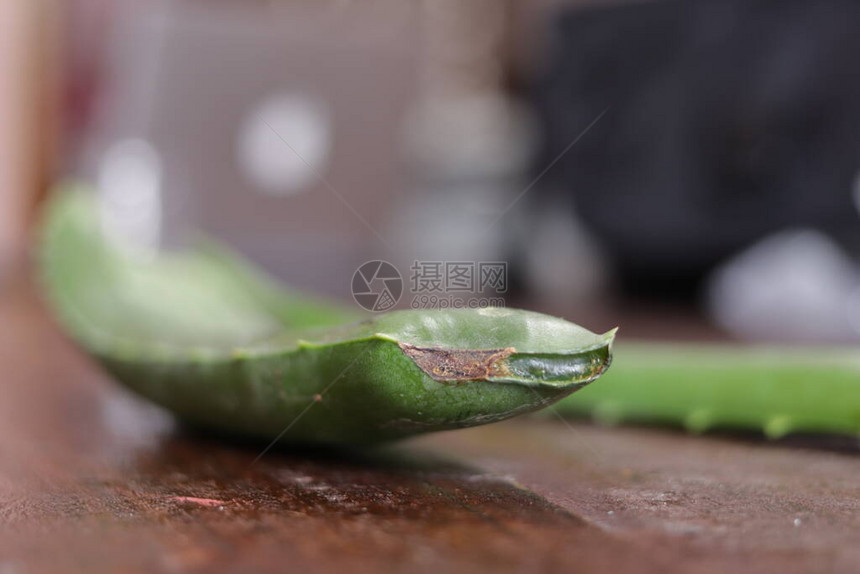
[
  {"left": 38, "top": 185, "right": 615, "bottom": 445},
  {"left": 554, "top": 342, "right": 860, "bottom": 437}
]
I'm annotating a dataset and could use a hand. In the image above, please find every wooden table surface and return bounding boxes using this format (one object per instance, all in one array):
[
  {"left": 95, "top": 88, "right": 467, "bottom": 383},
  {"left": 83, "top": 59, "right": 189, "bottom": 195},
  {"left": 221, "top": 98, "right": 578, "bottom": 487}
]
[{"left": 1, "top": 273, "right": 858, "bottom": 574}]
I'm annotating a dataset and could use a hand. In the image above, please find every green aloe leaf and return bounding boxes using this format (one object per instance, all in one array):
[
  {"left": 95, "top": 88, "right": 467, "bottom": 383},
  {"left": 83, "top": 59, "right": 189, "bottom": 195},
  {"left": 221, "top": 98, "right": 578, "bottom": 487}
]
[
  {"left": 39, "top": 184, "right": 614, "bottom": 445},
  {"left": 555, "top": 342, "right": 860, "bottom": 437}
]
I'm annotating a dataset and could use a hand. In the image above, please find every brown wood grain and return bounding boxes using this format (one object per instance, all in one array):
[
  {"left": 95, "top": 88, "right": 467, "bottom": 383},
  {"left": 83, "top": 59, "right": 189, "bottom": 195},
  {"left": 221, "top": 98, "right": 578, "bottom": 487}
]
[{"left": 1, "top": 274, "right": 858, "bottom": 574}]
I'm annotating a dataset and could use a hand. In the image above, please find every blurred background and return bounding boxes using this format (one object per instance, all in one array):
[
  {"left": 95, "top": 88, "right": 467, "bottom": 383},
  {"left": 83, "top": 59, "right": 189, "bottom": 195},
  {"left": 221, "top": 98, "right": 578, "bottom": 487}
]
[{"left": 5, "top": 0, "right": 860, "bottom": 343}]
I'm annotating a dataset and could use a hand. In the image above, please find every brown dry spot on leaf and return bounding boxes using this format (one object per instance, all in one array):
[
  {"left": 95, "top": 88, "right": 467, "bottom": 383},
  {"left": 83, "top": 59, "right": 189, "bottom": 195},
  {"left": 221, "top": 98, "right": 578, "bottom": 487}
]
[{"left": 399, "top": 344, "right": 515, "bottom": 382}]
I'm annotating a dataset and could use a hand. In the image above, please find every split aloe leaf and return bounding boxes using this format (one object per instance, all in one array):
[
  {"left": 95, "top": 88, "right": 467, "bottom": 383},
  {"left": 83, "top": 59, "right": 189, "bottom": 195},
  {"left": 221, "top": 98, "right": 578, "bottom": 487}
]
[{"left": 38, "top": 184, "right": 614, "bottom": 445}]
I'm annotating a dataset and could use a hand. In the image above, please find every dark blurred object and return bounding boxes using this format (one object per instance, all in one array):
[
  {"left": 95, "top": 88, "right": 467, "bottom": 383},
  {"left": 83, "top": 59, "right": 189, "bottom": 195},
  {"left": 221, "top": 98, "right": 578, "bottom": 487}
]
[{"left": 534, "top": 0, "right": 860, "bottom": 299}]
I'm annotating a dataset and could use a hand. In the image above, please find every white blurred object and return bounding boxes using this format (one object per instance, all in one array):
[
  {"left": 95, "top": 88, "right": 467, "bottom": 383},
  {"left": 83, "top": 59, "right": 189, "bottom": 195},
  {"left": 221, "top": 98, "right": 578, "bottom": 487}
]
[
  {"left": 392, "top": 94, "right": 536, "bottom": 267},
  {"left": 708, "top": 229, "right": 860, "bottom": 341},
  {"left": 402, "top": 94, "right": 536, "bottom": 181},
  {"left": 522, "top": 195, "right": 608, "bottom": 304},
  {"left": 83, "top": 1, "right": 418, "bottom": 295},
  {"left": 98, "top": 138, "right": 163, "bottom": 253},
  {"left": 390, "top": 0, "right": 524, "bottom": 271},
  {"left": 237, "top": 94, "right": 331, "bottom": 196}
]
